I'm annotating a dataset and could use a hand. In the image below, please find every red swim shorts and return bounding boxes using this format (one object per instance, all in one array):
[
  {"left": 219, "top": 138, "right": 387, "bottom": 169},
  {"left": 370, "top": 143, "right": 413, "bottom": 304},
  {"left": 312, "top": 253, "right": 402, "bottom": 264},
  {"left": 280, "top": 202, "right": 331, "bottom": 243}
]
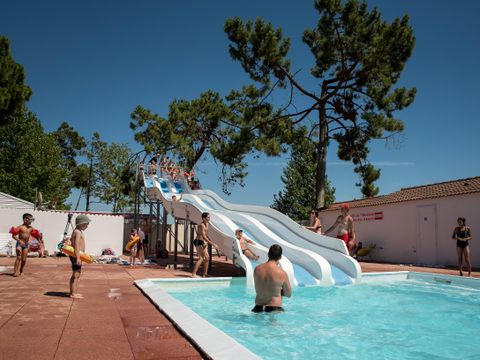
[{"left": 337, "top": 233, "right": 349, "bottom": 246}]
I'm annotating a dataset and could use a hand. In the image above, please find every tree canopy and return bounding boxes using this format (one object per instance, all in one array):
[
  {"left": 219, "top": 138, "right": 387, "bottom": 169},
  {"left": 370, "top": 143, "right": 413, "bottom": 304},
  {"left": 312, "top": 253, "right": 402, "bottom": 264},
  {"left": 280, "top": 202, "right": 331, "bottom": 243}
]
[
  {"left": 131, "top": 89, "right": 296, "bottom": 193},
  {"left": 272, "top": 140, "right": 335, "bottom": 220},
  {"left": 93, "top": 142, "right": 135, "bottom": 213},
  {"left": 53, "top": 121, "right": 87, "bottom": 170},
  {"left": 0, "top": 36, "right": 32, "bottom": 126},
  {"left": 0, "top": 108, "right": 70, "bottom": 207},
  {"left": 224, "top": 0, "right": 416, "bottom": 206}
]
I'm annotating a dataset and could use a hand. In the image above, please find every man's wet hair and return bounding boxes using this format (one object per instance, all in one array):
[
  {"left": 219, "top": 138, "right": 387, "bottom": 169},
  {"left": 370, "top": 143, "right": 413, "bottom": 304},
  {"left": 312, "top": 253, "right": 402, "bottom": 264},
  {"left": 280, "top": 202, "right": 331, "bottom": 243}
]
[
  {"left": 268, "top": 244, "right": 282, "bottom": 261},
  {"left": 201, "top": 212, "right": 210, "bottom": 219},
  {"left": 458, "top": 217, "right": 466, "bottom": 224},
  {"left": 23, "top": 213, "right": 33, "bottom": 220}
]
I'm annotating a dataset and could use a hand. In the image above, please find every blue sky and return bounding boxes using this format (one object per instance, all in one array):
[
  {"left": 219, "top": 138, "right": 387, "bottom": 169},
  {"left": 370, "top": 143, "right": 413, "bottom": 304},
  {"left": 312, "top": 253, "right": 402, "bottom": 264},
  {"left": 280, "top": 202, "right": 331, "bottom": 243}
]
[{"left": 1, "top": 0, "right": 479, "bottom": 211}]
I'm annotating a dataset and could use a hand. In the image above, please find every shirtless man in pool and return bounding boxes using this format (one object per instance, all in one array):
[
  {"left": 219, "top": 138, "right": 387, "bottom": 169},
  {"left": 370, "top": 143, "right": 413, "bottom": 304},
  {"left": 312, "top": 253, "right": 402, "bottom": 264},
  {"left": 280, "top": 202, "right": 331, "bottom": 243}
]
[{"left": 252, "top": 244, "right": 291, "bottom": 313}]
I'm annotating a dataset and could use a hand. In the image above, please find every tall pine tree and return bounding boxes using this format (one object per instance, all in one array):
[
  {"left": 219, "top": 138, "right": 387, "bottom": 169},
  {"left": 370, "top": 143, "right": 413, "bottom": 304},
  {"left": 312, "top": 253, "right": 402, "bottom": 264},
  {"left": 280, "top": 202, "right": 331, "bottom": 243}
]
[{"left": 272, "top": 141, "right": 335, "bottom": 221}]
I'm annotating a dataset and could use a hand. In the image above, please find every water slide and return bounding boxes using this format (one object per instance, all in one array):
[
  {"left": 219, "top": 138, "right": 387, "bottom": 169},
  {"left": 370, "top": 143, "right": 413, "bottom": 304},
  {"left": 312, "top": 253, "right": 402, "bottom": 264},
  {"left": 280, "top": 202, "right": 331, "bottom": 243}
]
[{"left": 144, "top": 175, "right": 362, "bottom": 288}]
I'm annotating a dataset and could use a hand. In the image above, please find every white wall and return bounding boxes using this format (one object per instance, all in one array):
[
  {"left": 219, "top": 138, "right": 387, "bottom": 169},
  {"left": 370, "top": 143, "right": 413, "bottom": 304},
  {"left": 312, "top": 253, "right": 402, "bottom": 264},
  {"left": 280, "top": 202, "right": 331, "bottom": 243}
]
[
  {"left": 320, "top": 193, "right": 480, "bottom": 266},
  {"left": 0, "top": 208, "right": 124, "bottom": 256}
]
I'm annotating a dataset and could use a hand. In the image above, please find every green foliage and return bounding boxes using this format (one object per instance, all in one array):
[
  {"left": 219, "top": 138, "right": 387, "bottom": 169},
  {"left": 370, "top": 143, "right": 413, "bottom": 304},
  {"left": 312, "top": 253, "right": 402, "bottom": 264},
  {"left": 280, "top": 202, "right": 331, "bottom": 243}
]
[
  {"left": 52, "top": 121, "right": 86, "bottom": 170},
  {"left": 0, "top": 108, "right": 70, "bottom": 207},
  {"left": 71, "top": 164, "right": 90, "bottom": 189},
  {"left": 131, "top": 90, "right": 284, "bottom": 194},
  {"left": 93, "top": 142, "right": 135, "bottom": 213},
  {"left": 272, "top": 141, "right": 335, "bottom": 220},
  {"left": 0, "top": 36, "right": 32, "bottom": 126},
  {"left": 131, "top": 83, "right": 308, "bottom": 194},
  {"left": 224, "top": 0, "right": 416, "bottom": 205},
  {"left": 82, "top": 132, "right": 106, "bottom": 211}
]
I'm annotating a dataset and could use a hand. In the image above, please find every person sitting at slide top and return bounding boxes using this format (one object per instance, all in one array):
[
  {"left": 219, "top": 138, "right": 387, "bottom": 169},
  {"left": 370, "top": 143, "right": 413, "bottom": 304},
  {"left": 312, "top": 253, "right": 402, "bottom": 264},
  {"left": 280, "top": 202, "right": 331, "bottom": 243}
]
[
  {"left": 235, "top": 229, "right": 259, "bottom": 261},
  {"left": 10, "top": 213, "right": 42, "bottom": 277},
  {"left": 159, "top": 155, "right": 168, "bottom": 176},
  {"left": 252, "top": 244, "right": 291, "bottom": 313},
  {"left": 192, "top": 212, "right": 220, "bottom": 278},
  {"left": 165, "top": 159, "right": 175, "bottom": 177},
  {"left": 324, "top": 203, "right": 356, "bottom": 255},
  {"left": 69, "top": 214, "right": 91, "bottom": 299},
  {"left": 147, "top": 157, "right": 158, "bottom": 177},
  {"left": 303, "top": 209, "right": 322, "bottom": 234}
]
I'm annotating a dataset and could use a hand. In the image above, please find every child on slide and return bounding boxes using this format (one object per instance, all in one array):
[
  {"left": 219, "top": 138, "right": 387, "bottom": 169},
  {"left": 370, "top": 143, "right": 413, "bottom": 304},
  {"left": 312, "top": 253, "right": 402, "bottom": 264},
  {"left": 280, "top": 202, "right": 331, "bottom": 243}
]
[{"left": 235, "top": 229, "right": 259, "bottom": 261}]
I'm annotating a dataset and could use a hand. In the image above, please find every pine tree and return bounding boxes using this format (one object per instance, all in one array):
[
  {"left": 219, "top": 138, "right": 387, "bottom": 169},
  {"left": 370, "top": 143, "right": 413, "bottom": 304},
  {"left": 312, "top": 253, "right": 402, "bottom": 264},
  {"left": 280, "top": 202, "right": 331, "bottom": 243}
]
[
  {"left": 0, "top": 108, "right": 70, "bottom": 207},
  {"left": 0, "top": 36, "right": 32, "bottom": 126},
  {"left": 272, "top": 141, "right": 335, "bottom": 220},
  {"left": 225, "top": 0, "right": 416, "bottom": 206}
]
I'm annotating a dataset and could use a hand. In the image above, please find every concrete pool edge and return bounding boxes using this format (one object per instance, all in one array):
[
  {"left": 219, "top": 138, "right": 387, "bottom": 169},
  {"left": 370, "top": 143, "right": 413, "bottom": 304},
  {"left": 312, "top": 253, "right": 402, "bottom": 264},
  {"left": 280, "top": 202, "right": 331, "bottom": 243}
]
[{"left": 135, "top": 277, "right": 261, "bottom": 360}]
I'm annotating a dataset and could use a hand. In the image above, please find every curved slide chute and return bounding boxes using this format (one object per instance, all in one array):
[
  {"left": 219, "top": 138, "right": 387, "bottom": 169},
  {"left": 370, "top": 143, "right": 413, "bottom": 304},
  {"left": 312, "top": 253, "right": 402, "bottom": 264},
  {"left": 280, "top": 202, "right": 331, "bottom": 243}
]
[{"left": 143, "top": 175, "right": 361, "bottom": 287}]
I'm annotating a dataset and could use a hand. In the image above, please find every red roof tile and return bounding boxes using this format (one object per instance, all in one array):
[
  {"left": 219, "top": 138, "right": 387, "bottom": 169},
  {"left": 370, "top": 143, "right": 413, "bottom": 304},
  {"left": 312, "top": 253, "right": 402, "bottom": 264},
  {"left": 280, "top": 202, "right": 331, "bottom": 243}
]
[{"left": 324, "top": 176, "right": 480, "bottom": 211}]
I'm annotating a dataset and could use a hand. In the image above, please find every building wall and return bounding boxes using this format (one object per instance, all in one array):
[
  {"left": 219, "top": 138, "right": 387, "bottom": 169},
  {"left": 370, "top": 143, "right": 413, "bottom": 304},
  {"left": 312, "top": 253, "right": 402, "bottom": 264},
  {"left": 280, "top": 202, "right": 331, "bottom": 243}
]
[
  {"left": 319, "top": 193, "right": 480, "bottom": 266},
  {"left": 0, "top": 208, "right": 124, "bottom": 256}
]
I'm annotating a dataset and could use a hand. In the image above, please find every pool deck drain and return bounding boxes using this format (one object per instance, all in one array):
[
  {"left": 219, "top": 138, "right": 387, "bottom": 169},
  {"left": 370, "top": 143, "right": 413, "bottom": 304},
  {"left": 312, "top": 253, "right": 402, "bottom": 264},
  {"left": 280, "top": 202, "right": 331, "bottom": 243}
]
[{"left": 0, "top": 256, "right": 478, "bottom": 359}]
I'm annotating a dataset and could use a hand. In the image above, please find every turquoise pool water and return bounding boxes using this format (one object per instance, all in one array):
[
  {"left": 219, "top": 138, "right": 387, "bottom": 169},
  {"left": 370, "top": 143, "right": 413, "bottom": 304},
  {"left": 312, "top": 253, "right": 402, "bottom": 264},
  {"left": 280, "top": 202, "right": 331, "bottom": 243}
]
[{"left": 165, "top": 278, "right": 480, "bottom": 359}]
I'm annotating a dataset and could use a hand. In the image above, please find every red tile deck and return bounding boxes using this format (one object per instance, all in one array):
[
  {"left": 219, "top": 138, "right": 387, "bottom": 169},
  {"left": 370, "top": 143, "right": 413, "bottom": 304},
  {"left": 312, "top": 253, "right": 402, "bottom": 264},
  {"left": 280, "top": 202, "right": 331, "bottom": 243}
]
[{"left": 0, "top": 256, "right": 478, "bottom": 360}]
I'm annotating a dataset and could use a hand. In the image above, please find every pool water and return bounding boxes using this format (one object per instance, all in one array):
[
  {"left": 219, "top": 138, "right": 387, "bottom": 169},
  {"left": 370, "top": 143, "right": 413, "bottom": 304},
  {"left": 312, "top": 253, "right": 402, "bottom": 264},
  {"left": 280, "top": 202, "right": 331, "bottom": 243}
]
[{"left": 166, "top": 278, "right": 480, "bottom": 359}]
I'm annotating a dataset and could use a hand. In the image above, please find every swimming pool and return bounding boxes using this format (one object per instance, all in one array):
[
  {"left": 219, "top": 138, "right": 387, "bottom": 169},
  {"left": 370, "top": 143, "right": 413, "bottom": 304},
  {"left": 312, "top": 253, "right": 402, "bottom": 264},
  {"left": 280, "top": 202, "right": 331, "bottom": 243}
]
[{"left": 136, "top": 273, "right": 480, "bottom": 359}]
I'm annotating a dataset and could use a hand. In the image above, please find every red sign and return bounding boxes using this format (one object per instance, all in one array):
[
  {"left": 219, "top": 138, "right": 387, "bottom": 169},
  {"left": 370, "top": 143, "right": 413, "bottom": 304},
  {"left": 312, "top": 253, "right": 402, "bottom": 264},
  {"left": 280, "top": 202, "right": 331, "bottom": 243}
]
[{"left": 352, "top": 212, "right": 383, "bottom": 222}]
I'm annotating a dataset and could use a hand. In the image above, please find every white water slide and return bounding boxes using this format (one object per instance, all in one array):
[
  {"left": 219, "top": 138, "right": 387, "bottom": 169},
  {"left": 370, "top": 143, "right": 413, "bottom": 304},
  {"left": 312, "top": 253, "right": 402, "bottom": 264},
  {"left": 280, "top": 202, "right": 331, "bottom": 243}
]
[{"left": 144, "top": 175, "right": 362, "bottom": 288}]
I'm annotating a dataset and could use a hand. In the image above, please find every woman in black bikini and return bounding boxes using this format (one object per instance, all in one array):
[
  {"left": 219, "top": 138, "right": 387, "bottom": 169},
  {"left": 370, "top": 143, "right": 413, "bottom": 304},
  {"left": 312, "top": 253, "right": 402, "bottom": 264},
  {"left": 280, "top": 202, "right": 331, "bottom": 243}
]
[
  {"left": 303, "top": 209, "right": 322, "bottom": 234},
  {"left": 452, "top": 217, "right": 472, "bottom": 276},
  {"left": 192, "top": 212, "right": 220, "bottom": 277}
]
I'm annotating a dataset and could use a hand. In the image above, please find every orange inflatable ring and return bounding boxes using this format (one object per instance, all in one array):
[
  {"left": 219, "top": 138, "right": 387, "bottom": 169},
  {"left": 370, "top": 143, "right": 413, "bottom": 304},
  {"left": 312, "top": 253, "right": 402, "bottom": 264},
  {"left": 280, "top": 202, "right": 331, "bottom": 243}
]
[
  {"left": 61, "top": 245, "right": 94, "bottom": 264},
  {"left": 125, "top": 235, "right": 140, "bottom": 252}
]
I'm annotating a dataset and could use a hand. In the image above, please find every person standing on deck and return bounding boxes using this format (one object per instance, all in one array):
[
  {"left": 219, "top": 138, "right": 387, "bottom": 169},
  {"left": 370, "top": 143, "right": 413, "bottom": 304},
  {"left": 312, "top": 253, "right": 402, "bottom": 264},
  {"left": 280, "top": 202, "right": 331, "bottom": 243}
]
[{"left": 324, "top": 203, "right": 356, "bottom": 255}]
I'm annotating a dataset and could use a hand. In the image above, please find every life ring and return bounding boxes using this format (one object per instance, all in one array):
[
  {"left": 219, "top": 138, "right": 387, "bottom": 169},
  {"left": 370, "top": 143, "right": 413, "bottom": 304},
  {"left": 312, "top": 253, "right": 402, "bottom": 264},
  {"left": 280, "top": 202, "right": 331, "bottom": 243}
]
[
  {"left": 61, "top": 245, "right": 94, "bottom": 264},
  {"left": 125, "top": 235, "right": 140, "bottom": 252},
  {"left": 29, "top": 239, "right": 40, "bottom": 252}
]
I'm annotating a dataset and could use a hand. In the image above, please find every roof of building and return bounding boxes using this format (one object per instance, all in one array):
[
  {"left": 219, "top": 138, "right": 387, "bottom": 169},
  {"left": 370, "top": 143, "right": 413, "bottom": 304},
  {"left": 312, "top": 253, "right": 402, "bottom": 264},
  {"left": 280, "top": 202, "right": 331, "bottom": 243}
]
[
  {"left": 323, "top": 176, "right": 480, "bottom": 211},
  {"left": 0, "top": 192, "right": 34, "bottom": 210}
]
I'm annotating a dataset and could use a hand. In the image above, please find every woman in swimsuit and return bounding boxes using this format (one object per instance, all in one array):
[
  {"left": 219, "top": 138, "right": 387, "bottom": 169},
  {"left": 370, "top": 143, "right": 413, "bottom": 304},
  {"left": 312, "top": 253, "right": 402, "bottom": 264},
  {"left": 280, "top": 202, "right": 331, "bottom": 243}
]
[
  {"left": 452, "top": 217, "right": 472, "bottom": 276},
  {"left": 303, "top": 209, "right": 322, "bottom": 234},
  {"left": 192, "top": 212, "right": 220, "bottom": 277}
]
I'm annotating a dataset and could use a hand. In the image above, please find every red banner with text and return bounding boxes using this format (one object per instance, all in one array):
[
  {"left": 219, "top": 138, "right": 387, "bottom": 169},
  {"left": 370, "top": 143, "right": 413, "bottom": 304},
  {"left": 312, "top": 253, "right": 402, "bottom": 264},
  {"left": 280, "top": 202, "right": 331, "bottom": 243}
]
[{"left": 352, "top": 212, "right": 383, "bottom": 222}]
